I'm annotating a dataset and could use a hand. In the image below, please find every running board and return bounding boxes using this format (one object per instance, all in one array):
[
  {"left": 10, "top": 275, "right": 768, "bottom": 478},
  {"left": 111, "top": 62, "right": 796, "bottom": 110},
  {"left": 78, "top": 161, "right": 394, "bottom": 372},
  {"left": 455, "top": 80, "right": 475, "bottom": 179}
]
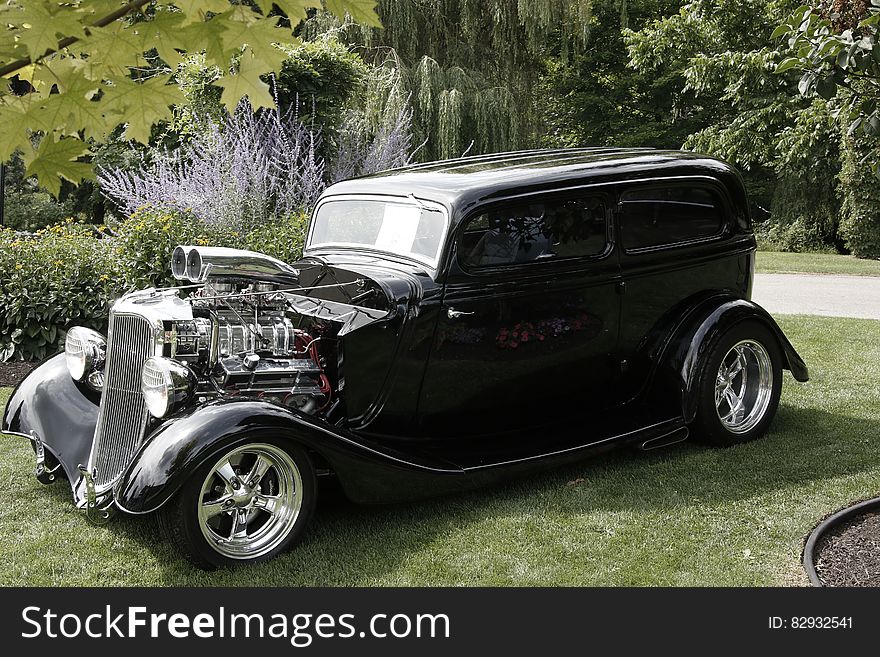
[{"left": 638, "top": 427, "right": 689, "bottom": 451}]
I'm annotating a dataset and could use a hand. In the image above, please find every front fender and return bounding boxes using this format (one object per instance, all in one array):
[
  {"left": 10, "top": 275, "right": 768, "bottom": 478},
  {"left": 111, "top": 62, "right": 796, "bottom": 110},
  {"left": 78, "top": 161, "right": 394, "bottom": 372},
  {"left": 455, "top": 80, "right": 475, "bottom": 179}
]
[
  {"left": 114, "top": 398, "right": 464, "bottom": 513},
  {"left": 648, "top": 295, "right": 809, "bottom": 423},
  {"left": 2, "top": 353, "right": 99, "bottom": 492}
]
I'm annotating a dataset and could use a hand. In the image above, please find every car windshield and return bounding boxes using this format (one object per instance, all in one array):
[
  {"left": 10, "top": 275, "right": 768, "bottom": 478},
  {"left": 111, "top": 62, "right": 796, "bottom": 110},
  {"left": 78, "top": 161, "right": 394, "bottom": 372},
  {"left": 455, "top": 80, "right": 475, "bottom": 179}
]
[{"left": 307, "top": 198, "right": 448, "bottom": 268}]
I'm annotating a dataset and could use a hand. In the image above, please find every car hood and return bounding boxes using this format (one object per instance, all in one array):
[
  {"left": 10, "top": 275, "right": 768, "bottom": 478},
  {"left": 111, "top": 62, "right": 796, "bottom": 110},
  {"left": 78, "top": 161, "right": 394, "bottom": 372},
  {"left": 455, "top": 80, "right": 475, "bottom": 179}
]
[{"left": 283, "top": 254, "right": 434, "bottom": 335}]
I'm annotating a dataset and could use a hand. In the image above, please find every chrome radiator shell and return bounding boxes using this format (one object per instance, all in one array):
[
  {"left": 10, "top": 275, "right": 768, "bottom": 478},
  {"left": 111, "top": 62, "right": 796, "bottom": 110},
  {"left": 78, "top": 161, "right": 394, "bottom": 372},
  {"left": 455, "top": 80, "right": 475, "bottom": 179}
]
[
  {"left": 89, "top": 312, "right": 153, "bottom": 487},
  {"left": 84, "top": 291, "right": 194, "bottom": 495}
]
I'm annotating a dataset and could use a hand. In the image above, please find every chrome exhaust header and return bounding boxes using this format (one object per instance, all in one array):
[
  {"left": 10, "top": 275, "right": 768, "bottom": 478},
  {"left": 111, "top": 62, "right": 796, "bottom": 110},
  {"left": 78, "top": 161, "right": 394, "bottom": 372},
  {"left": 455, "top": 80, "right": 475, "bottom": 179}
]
[{"left": 171, "top": 245, "right": 300, "bottom": 284}]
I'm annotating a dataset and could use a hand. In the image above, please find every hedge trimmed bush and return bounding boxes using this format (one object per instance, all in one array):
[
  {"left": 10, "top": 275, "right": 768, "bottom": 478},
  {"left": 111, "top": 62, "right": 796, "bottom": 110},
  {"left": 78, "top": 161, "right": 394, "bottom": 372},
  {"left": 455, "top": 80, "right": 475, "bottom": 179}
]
[{"left": 1, "top": 210, "right": 311, "bottom": 361}]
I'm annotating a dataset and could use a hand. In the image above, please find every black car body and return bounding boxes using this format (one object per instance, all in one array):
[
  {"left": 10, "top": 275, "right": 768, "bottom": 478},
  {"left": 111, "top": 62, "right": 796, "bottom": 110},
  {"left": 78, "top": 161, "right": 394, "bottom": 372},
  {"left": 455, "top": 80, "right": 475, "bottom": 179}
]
[{"left": 3, "top": 148, "right": 808, "bottom": 568}]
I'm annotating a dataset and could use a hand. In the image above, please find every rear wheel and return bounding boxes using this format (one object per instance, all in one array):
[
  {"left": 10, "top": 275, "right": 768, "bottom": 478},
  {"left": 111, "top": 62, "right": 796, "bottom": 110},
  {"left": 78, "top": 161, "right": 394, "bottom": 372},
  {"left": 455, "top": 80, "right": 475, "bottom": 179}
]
[
  {"left": 159, "top": 439, "right": 316, "bottom": 569},
  {"left": 692, "top": 321, "right": 782, "bottom": 446}
]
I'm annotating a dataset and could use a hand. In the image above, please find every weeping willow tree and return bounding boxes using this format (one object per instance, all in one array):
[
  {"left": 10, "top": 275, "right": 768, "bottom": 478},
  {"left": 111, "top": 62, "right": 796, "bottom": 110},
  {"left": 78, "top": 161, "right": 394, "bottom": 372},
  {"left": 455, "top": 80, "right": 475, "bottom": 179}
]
[{"left": 305, "top": 0, "right": 594, "bottom": 160}]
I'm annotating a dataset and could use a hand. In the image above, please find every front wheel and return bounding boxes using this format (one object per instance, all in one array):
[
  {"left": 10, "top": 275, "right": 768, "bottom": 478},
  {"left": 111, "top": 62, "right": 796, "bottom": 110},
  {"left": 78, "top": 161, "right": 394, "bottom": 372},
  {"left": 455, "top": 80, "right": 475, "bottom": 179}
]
[
  {"left": 692, "top": 321, "right": 783, "bottom": 446},
  {"left": 159, "top": 439, "right": 316, "bottom": 569}
]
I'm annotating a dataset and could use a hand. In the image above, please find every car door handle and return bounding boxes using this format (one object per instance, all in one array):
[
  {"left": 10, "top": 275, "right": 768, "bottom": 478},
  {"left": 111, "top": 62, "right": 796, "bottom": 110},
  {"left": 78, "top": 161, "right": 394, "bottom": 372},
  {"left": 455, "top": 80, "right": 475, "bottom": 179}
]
[{"left": 447, "top": 308, "right": 474, "bottom": 319}]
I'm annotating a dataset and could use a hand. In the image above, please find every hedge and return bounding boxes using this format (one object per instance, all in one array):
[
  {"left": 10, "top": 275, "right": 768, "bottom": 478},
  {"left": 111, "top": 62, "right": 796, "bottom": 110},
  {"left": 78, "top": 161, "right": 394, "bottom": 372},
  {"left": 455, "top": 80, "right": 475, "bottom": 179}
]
[{"left": 0, "top": 210, "right": 310, "bottom": 362}]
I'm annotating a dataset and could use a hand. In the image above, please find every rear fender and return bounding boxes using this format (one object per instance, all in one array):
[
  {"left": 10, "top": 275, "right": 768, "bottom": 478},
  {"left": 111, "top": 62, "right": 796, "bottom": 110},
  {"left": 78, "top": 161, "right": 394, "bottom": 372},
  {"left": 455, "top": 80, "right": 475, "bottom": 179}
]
[
  {"left": 646, "top": 295, "right": 809, "bottom": 423},
  {"left": 114, "top": 398, "right": 464, "bottom": 513}
]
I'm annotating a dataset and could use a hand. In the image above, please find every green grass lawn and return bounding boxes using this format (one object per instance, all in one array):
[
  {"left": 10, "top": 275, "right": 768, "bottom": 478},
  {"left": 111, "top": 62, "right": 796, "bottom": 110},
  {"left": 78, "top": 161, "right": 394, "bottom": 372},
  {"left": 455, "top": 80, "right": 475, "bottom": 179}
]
[
  {"left": 1, "top": 314, "right": 879, "bottom": 586},
  {"left": 757, "top": 251, "right": 880, "bottom": 276}
]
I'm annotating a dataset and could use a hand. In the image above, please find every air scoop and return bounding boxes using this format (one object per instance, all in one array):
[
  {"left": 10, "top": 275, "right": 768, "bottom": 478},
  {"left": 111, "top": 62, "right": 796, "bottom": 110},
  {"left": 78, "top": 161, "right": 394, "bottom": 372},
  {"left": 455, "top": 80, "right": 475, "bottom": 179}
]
[{"left": 171, "top": 245, "right": 300, "bottom": 285}]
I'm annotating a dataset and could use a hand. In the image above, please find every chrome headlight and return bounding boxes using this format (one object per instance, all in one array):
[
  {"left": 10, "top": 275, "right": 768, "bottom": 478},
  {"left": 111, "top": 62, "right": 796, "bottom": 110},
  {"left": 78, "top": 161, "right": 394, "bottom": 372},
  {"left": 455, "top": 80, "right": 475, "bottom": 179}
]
[
  {"left": 64, "top": 327, "right": 106, "bottom": 383},
  {"left": 141, "top": 357, "right": 197, "bottom": 418}
]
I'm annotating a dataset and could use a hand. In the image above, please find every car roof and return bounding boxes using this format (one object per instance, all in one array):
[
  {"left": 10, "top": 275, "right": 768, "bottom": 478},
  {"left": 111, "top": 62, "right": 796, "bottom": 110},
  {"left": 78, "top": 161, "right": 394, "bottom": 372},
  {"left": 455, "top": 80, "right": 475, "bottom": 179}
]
[{"left": 318, "top": 148, "right": 744, "bottom": 218}]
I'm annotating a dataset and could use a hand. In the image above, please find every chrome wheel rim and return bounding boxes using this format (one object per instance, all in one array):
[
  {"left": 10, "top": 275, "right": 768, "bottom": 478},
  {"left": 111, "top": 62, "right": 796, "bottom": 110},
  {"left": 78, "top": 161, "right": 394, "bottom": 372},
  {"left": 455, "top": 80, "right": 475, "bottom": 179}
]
[
  {"left": 197, "top": 443, "right": 302, "bottom": 560},
  {"left": 714, "top": 339, "right": 774, "bottom": 435}
]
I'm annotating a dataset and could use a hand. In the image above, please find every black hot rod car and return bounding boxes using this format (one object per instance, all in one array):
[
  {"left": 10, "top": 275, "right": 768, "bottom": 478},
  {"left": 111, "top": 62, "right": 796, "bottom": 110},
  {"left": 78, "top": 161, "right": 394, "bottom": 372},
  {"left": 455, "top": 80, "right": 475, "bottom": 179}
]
[{"left": 3, "top": 148, "right": 808, "bottom": 568}]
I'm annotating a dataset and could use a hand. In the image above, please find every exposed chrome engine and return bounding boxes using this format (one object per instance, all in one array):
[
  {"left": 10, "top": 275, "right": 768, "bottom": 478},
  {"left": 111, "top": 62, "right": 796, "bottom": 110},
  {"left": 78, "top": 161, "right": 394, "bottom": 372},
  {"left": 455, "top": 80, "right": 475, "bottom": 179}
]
[{"left": 171, "top": 279, "right": 333, "bottom": 414}]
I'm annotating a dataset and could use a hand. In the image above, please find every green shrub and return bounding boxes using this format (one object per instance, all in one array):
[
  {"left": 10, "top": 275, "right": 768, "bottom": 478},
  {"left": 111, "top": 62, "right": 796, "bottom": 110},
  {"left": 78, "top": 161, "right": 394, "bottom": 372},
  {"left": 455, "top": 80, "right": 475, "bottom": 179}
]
[
  {"left": 174, "top": 39, "right": 367, "bottom": 143},
  {"left": 274, "top": 38, "right": 368, "bottom": 137},
  {"left": 1, "top": 151, "right": 112, "bottom": 230},
  {"left": 754, "top": 216, "right": 837, "bottom": 254},
  {"left": 107, "top": 206, "right": 310, "bottom": 292},
  {"left": 111, "top": 207, "right": 218, "bottom": 289},
  {"left": 240, "top": 213, "right": 310, "bottom": 263},
  {"left": 111, "top": 208, "right": 309, "bottom": 289},
  {"left": 172, "top": 53, "right": 224, "bottom": 140},
  {"left": 1, "top": 153, "right": 76, "bottom": 231},
  {"left": 0, "top": 221, "right": 120, "bottom": 361}
]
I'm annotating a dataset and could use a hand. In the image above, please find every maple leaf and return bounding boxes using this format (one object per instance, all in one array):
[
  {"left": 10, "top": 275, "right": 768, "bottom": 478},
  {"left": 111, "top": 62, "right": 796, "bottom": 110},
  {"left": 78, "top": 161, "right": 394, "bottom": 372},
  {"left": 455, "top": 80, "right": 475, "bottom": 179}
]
[
  {"left": 217, "top": 7, "right": 262, "bottom": 50},
  {"left": 100, "top": 75, "right": 186, "bottom": 143},
  {"left": 24, "top": 136, "right": 92, "bottom": 197},
  {"left": 222, "top": 15, "right": 293, "bottom": 71},
  {"left": 0, "top": 25, "right": 28, "bottom": 64},
  {"left": 255, "top": 1, "right": 319, "bottom": 23},
  {"left": 324, "top": 0, "right": 381, "bottom": 28},
  {"left": 134, "top": 10, "right": 189, "bottom": 69},
  {"left": 32, "top": 60, "right": 110, "bottom": 140},
  {"left": 84, "top": 22, "right": 147, "bottom": 70},
  {"left": 0, "top": 98, "right": 40, "bottom": 162},
  {"left": 0, "top": 0, "right": 381, "bottom": 193},
  {"left": 12, "top": 1, "right": 85, "bottom": 61},
  {"left": 182, "top": 12, "right": 235, "bottom": 64},
  {"left": 214, "top": 51, "right": 276, "bottom": 112},
  {"left": 3, "top": 85, "right": 66, "bottom": 136},
  {"left": 176, "top": 0, "right": 234, "bottom": 23}
]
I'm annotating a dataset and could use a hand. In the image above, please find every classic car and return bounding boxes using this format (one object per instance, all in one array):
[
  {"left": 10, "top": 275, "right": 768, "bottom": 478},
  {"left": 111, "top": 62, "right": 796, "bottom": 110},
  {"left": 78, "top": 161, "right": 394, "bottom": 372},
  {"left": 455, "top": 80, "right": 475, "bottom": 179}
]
[{"left": 2, "top": 148, "right": 809, "bottom": 569}]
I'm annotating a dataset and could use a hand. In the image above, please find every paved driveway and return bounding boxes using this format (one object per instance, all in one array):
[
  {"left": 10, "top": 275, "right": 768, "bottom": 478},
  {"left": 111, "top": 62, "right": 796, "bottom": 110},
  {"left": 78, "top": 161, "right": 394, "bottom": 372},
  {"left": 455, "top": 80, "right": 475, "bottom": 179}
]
[{"left": 752, "top": 273, "right": 880, "bottom": 320}]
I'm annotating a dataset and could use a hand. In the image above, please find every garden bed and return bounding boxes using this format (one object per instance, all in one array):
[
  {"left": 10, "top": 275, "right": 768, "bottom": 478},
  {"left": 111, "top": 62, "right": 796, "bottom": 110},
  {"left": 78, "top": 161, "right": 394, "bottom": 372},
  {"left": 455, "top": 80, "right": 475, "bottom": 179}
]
[
  {"left": 813, "top": 511, "right": 880, "bottom": 587},
  {"left": 0, "top": 360, "right": 35, "bottom": 387}
]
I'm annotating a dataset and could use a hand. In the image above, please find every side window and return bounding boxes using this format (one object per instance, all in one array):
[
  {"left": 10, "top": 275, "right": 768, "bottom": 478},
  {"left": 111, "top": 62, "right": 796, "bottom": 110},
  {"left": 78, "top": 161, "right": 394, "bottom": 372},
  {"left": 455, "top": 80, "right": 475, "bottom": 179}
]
[
  {"left": 460, "top": 196, "right": 607, "bottom": 269},
  {"left": 619, "top": 184, "right": 726, "bottom": 251}
]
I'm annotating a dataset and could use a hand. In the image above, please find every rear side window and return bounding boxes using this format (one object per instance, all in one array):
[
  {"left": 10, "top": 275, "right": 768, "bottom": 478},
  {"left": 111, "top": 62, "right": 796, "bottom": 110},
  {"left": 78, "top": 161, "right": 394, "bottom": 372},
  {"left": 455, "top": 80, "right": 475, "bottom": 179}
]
[
  {"left": 619, "top": 185, "right": 726, "bottom": 251},
  {"left": 460, "top": 196, "right": 607, "bottom": 269}
]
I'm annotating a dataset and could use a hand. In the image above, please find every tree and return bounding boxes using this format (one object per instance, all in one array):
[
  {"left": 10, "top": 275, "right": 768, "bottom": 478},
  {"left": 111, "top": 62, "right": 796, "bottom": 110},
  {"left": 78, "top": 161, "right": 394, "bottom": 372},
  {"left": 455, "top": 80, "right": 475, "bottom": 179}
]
[
  {"left": 776, "top": 3, "right": 880, "bottom": 122},
  {"left": 0, "top": 0, "right": 380, "bottom": 195},
  {"left": 624, "top": 0, "right": 843, "bottom": 250},
  {"left": 311, "top": 0, "right": 595, "bottom": 159},
  {"left": 774, "top": 1, "right": 880, "bottom": 256},
  {"left": 775, "top": 1, "right": 880, "bottom": 165},
  {"left": 539, "top": 0, "right": 685, "bottom": 149}
]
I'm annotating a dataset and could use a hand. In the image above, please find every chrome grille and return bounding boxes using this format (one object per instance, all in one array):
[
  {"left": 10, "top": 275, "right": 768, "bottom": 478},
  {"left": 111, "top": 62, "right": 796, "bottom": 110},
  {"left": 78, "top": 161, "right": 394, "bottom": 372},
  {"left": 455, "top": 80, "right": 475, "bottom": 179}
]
[{"left": 90, "top": 312, "right": 156, "bottom": 488}]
